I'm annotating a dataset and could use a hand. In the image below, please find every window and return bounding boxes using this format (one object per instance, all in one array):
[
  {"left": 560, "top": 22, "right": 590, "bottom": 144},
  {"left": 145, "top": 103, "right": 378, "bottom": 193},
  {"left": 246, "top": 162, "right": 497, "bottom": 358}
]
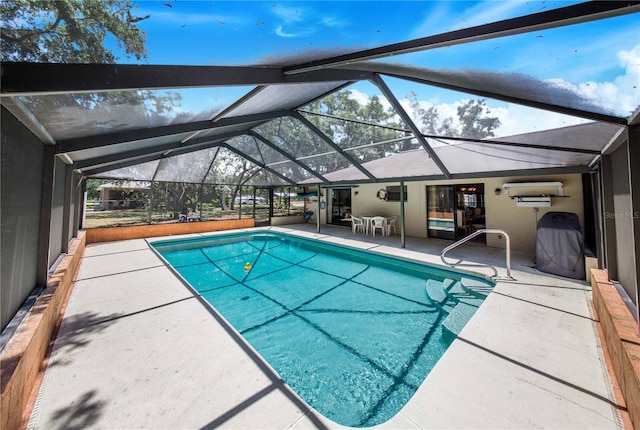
[
  {"left": 387, "top": 185, "right": 407, "bottom": 202},
  {"left": 463, "top": 194, "right": 477, "bottom": 207}
]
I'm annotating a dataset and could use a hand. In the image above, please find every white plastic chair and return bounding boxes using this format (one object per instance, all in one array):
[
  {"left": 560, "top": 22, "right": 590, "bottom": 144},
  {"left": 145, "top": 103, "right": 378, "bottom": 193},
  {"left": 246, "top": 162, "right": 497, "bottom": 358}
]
[
  {"left": 371, "top": 216, "right": 386, "bottom": 237},
  {"left": 386, "top": 216, "right": 398, "bottom": 236},
  {"left": 351, "top": 217, "right": 365, "bottom": 234}
]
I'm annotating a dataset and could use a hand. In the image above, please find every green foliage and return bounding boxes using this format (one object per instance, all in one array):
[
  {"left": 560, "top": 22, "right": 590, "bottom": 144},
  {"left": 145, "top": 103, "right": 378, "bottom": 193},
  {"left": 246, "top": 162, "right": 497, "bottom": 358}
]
[
  {"left": 299, "top": 90, "right": 407, "bottom": 170},
  {"left": 0, "top": 0, "right": 174, "bottom": 138},
  {"left": 85, "top": 178, "right": 109, "bottom": 200},
  {"left": 409, "top": 93, "right": 501, "bottom": 139},
  {"left": 151, "top": 182, "right": 200, "bottom": 216},
  {"left": 1, "top": 0, "right": 148, "bottom": 62},
  {"left": 455, "top": 100, "right": 501, "bottom": 139}
]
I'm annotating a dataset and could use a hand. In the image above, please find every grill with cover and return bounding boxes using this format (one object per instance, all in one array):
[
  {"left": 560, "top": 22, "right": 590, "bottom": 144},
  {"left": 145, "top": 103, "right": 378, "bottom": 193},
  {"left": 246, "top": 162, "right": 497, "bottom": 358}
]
[{"left": 535, "top": 212, "right": 585, "bottom": 280}]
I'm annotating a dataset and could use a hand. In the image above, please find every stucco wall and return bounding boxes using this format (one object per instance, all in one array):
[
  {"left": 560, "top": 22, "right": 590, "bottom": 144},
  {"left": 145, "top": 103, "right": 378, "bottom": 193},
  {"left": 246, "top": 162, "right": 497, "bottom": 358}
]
[{"left": 337, "top": 173, "right": 584, "bottom": 254}]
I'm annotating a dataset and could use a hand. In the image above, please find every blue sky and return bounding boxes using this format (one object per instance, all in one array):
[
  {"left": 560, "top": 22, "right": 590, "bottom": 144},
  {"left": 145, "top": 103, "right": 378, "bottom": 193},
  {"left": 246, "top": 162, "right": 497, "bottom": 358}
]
[
  {"left": 133, "top": 1, "right": 591, "bottom": 67},
  {"left": 125, "top": 1, "right": 639, "bottom": 133}
]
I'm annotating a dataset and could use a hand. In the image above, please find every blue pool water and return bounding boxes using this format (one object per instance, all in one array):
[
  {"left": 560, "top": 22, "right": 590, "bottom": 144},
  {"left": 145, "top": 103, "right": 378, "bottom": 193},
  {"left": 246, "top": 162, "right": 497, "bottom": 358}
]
[{"left": 151, "top": 232, "right": 493, "bottom": 427}]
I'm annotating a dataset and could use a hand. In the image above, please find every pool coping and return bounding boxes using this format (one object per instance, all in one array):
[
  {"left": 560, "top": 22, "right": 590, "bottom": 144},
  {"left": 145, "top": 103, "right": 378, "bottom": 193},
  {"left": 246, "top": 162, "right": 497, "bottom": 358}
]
[{"left": 24, "top": 225, "right": 626, "bottom": 429}]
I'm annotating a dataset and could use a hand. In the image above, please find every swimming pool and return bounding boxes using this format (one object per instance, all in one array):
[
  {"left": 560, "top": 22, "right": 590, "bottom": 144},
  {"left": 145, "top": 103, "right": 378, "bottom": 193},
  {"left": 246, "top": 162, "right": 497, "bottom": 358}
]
[{"left": 151, "top": 232, "right": 493, "bottom": 427}]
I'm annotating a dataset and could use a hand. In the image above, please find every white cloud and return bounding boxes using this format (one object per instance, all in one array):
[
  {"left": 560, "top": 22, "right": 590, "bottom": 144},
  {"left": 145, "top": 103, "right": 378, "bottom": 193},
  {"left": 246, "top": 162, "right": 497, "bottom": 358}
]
[
  {"left": 270, "top": 5, "right": 304, "bottom": 23},
  {"left": 542, "top": 45, "right": 640, "bottom": 117},
  {"left": 347, "top": 89, "right": 371, "bottom": 106},
  {"left": 274, "top": 25, "right": 312, "bottom": 38},
  {"left": 493, "top": 104, "right": 587, "bottom": 137},
  {"left": 268, "top": 4, "right": 345, "bottom": 39}
]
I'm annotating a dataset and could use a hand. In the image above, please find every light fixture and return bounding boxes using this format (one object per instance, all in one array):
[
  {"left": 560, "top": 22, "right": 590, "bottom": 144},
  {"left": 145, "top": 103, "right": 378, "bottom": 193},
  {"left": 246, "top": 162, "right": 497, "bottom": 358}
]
[{"left": 495, "top": 188, "right": 501, "bottom": 195}]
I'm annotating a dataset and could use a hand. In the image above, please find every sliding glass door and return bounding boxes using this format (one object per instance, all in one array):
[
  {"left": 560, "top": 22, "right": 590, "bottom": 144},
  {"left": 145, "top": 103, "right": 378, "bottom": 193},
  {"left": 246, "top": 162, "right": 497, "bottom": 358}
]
[
  {"left": 427, "top": 185, "right": 455, "bottom": 240},
  {"left": 427, "top": 184, "right": 486, "bottom": 242},
  {"left": 329, "top": 188, "right": 352, "bottom": 226}
]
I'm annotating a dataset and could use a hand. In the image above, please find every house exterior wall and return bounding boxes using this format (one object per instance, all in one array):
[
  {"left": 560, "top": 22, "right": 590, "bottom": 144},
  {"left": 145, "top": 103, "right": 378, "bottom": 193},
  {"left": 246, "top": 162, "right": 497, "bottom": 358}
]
[{"left": 345, "top": 173, "right": 584, "bottom": 254}]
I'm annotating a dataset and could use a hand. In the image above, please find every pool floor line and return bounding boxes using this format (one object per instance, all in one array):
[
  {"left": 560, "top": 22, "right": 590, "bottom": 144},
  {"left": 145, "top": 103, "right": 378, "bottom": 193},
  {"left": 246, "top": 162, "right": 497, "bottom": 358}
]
[
  {"left": 197, "top": 236, "right": 450, "bottom": 311},
  {"left": 238, "top": 263, "right": 372, "bottom": 336},
  {"left": 152, "top": 232, "right": 475, "bottom": 426},
  {"left": 358, "top": 311, "right": 447, "bottom": 427}
]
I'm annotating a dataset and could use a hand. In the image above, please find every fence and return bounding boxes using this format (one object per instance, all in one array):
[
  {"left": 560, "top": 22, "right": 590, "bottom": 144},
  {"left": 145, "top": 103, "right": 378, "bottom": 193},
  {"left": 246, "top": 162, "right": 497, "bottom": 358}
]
[{"left": 85, "top": 181, "right": 307, "bottom": 228}]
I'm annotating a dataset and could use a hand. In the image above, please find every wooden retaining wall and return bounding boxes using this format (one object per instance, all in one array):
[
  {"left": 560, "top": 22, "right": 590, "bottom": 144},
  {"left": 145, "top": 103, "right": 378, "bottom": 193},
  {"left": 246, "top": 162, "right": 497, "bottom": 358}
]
[
  {"left": 1, "top": 232, "right": 86, "bottom": 430},
  {"left": 591, "top": 269, "right": 640, "bottom": 430},
  {"left": 85, "top": 218, "right": 254, "bottom": 243}
]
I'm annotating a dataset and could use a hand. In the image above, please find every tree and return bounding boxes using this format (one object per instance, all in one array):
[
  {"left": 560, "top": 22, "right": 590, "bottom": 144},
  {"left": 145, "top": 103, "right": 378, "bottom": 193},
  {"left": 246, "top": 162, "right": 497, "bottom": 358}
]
[
  {"left": 1, "top": 0, "right": 170, "bottom": 138},
  {"left": 85, "top": 178, "right": 109, "bottom": 201},
  {"left": 1, "top": 1, "right": 198, "bottom": 157},
  {"left": 1, "top": 0, "right": 148, "bottom": 63},
  {"left": 299, "top": 91, "right": 407, "bottom": 170},
  {"left": 409, "top": 93, "right": 501, "bottom": 140},
  {"left": 456, "top": 99, "right": 501, "bottom": 139}
]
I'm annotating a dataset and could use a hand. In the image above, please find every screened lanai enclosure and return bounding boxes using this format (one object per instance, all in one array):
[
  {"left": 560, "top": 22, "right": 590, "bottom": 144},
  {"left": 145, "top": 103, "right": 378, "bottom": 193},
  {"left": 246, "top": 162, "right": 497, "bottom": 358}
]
[{"left": 1, "top": 1, "right": 639, "bottom": 332}]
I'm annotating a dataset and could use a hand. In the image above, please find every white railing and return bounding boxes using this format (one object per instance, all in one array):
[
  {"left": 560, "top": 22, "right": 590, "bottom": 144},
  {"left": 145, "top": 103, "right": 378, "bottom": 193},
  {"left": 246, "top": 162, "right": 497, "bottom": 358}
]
[{"left": 441, "top": 229, "right": 512, "bottom": 279}]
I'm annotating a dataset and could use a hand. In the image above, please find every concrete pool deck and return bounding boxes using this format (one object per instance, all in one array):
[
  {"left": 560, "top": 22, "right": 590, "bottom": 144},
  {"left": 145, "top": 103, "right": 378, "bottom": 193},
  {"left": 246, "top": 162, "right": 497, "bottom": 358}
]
[{"left": 26, "top": 225, "right": 624, "bottom": 429}]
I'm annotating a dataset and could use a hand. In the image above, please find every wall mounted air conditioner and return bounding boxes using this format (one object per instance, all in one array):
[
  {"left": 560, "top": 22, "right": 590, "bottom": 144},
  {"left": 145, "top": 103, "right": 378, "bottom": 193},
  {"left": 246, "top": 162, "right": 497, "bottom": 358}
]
[{"left": 516, "top": 196, "right": 551, "bottom": 207}]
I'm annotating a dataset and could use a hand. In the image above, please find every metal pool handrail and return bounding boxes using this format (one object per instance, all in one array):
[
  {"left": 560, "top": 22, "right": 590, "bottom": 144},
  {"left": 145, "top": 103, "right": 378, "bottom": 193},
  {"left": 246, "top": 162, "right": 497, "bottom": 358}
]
[{"left": 441, "top": 229, "right": 512, "bottom": 279}]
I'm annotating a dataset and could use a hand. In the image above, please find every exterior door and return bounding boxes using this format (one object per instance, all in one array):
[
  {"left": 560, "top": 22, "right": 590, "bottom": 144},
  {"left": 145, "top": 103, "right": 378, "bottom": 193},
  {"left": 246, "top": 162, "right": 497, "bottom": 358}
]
[
  {"left": 427, "top": 185, "right": 455, "bottom": 240},
  {"left": 427, "top": 184, "right": 486, "bottom": 241},
  {"left": 253, "top": 187, "right": 272, "bottom": 226},
  {"left": 455, "top": 184, "right": 485, "bottom": 243},
  {"left": 329, "top": 188, "right": 352, "bottom": 226}
]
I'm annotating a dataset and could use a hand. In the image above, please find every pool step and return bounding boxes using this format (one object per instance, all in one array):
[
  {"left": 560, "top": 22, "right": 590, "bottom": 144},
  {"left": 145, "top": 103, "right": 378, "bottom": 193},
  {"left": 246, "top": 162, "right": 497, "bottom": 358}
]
[
  {"left": 461, "top": 277, "right": 494, "bottom": 297},
  {"left": 425, "top": 279, "right": 456, "bottom": 312},
  {"left": 427, "top": 278, "right": 491, "bottom": 338},
  {"left": 445, "top": 280, "right": 484, "bottom": 307},
  {"left": 425, "top": 279, "right": 449, "bottom": 304},
  {"left": 443, "top": 302, "right": 478, "bottom": 338}
]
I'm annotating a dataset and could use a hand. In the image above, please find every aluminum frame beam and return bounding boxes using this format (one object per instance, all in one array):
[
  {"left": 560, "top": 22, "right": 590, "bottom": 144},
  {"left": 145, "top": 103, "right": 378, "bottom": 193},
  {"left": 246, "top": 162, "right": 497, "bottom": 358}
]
[
  {"left": 290, "top": 111, "right": 377, "bottom": 182},
  {"left": 0, "top": 63, "right": 371, "bottom": 96},
  {"left": 248, "top": 130, "right": 330, "bottom": 184},
  {"left": 221, "top": 143, "right": 296, "bottom": 186},
  {"left": 372, "top": 74, "right": 451, "bottom": 178},
  {"left": 424, "top": 134, "right": 602, "bottom": 155},
  {"left": 57, "top": 110, "right": 291, "bottom": 153},
  {"left": 297, "top": 165, "right": 589, "bottom": 187},
  {"left": 375, "top": 71, "right": 627, "bottom": 126},
  {"left": 72, "top": 129, "right": 246, "bottom": 170}
]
